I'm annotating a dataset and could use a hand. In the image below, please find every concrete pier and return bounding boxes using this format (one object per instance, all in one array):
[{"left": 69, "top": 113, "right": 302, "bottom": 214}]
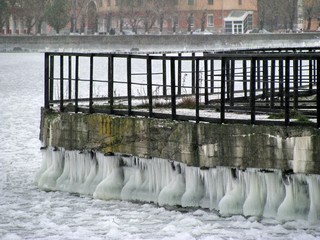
[{"left": 40, "top": 109, "right": 320, "bottom": 174}]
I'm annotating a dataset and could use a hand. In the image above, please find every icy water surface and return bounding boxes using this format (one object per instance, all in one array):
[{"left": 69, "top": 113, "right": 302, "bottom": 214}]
[{"left": 0, "top": 53, "right": 319, "bottom": 240}]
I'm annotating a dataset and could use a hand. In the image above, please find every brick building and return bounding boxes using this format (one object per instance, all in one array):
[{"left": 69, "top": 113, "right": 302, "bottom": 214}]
[{"left": 94, "top": 0, "right": 258, "bottom": 34}]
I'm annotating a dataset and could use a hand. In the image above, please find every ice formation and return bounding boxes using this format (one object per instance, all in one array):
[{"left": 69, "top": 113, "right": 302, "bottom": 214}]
[{"left": 35, "top": 147, "right": 320, "bottom": 222}]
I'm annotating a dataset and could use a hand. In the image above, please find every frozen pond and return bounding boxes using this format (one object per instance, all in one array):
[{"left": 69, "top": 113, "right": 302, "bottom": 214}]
[{"left": 0, "top": 53, "right": 320, "bottom": 240}]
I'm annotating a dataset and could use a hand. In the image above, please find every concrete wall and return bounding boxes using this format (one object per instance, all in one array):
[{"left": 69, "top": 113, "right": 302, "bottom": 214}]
[
  {"left": 40, "top": 109, "right": 320, "bottom": 174},
  {"left": 1, "top": 33, "right": 320, "bottom": 52}
]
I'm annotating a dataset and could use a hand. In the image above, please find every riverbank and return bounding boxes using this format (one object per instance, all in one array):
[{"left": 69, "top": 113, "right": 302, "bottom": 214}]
[{"left": 1, "top": 33, "right": 320, "bottom": 53}]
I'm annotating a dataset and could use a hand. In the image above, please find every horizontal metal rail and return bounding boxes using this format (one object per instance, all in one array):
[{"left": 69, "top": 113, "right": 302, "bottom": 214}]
[{"left": 44, "top": 49, "right": 320, "bottom": 128}]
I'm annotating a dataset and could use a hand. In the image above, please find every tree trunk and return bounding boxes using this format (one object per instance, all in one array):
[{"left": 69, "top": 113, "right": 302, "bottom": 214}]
[
  {"left": 307, "top": 17, "right": 312, "bottom": 31},
  {"left": 37, "top": 18, "right": 43, "bottom": 34},
  {"left": 201, "top": 12, "right": 206, "bottom": 32},
  {"left": 159, "top": 14, "right": 163, "bottom": 33}
]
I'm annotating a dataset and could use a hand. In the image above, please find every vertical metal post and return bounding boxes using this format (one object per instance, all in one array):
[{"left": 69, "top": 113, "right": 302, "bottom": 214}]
[
  {"left": 178, "top": 53, "right": 182, "bottom": 95},
  {"left": 127, "top": 55, "right": 132, "bottom": 115},
  {"left": 250, "top": 58, "right": 256, "bottom": 125},
  {"left": 89, "top": 54, "right": 94, "bottom": 113},
  {"left": 230, "top": 59, "right": 235, "bottom": 106},
  {"left": 60, "top": 55, "right": 64, "bottom": 112},
  {"left": 108, "top": 54, "right": 114, "bottom": 114},
  {"left": 314, "top": 59, "right": 317, "bottom": 84},
  {"left": 317, "top": 58, "right": 320, "bottom": 128},
  {"left": 243, "top": 60, "right": 248, "bottom": 100},
  {"left": 68, "top": 56, "right": 72, "bottom": 100},
  {"left": 162, "top": 53, "right": 167, "bottom": 96},
  {"left": 285, "top": 58, "right": 290, "bottom": 126},
  {"left": 257, "top": 60, "right": 261, "bottom": 90},
  {"left": 192, "top": 52, "right": 196, "bottom": 94},
  {"left": 293, "top": 59, "right": 299, "bottom": 109},
  {"left": 226, "top": 60, "right": 230, "bottom": 100},
  {"left": 196, "top": 59, "right": 200, "bottom": 123},
  {"left": 171, "top": 58, "right": 176, "bottom": 120},
  {"left": 263, "top": 59, "right": 269, "bottom": 102},
  {"left": 44, "top": 53, "right": 49, "bottom": 109},
  {"left": 204, "top": 59, "right": 209, "bottom": 105},
  {"left": 221, "top": 58, "right": 226, "bottom": 124},
  {"left": 49, "top": 55, "right": 54, "bottom": 102},
  {"left": 210, "top": 59, "right": 214, "bottom": 93},
  {"left": 75, "top": 56, "right": 79, "bottom": 113},
  {"left": 299, "top": 59, "right": 302, "bottom": 86},
  {"left": 279, "top": 59, "right": 284, "bottom": 108},
  {"left": 147, "top": 55, "right": 153, "bottom": 117},
  {"left": 271, "top": 60, "right": 275, "bottom": 108},
  {"left": 309, "top": 59, "right": 313, "bottom": 93}
]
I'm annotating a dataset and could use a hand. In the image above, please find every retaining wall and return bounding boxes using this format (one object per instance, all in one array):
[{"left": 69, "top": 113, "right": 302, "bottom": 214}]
[
  {"left": 2, "top": 33, "right": 320, "bottom": 52},
  {"left": 40, "top": 109, "right": 320, "bottom": 174}
]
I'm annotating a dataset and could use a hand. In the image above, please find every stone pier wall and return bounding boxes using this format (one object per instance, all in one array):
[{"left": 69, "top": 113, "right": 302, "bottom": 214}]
[
  {"left": 40, "top": 109, "right": 320, "bottom": 174},
  {"left": 2, "top": 33, "right": 320, "bottom": 52}
]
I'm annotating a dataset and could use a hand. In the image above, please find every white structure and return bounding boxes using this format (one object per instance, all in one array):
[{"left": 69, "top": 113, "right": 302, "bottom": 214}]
[{"left": 224, "top": 11, "right": 253, "bottom": 34}]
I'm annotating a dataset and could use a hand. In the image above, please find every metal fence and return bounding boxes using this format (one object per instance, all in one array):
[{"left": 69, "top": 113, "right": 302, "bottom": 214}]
[{"left": 44, "top": 48, "right": 320, "bottom": 128}]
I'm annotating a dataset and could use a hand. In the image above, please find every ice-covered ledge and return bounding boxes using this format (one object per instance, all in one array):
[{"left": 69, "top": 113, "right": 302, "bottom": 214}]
[
  {"left": 35, "top": 148, "right": 320, "bottom": 222},
  {"left": 40, "top": 109, "right": 320, "bottom": 174}
]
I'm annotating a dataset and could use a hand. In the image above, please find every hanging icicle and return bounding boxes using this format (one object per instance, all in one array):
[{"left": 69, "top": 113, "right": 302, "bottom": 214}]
[{"left": 35, "top": 147, "right": 320, "bottom": 222}]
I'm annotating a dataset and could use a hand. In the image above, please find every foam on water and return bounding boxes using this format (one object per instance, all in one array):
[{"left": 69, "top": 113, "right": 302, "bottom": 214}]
[{"left": 36, "top": 147, "right": 320, "bottom": 223}]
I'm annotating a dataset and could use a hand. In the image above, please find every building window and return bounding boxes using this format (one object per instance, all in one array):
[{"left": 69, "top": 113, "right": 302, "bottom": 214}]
[
  {"left": 238, "top": 0, "right": 242, "bottom": 5},
  {"left": 208, "top": 0, "right": 214, "bottom": 5},
  {"left": 115, "top": 0, "right": 120, "bottom": 6},
  {"left": 107, "top": 0, "right": 111, "bottom": 6},
  {"left": 188, "top": 14, "right": 194, "bottom": 26},
  {"left": 188, "top": 0, "right": 194, "bottom": 5},
  {"left": 207, "top": 14, "right": 214, "bottom": 26}
]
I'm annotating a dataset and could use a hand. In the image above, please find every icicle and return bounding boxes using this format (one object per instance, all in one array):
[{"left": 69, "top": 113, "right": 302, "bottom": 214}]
[
  {"left": 92, "top": 154, "right": 122, "bottom": 199},
  {"left": 263, "top": 171, "right": 285, "bottom": 218},
  {"left": 87, "top": 152, "right": 118, "bottom": 194},
  {"left": 307, "top": 175, "right": 320, "bottom": 222},
  {"left": 158, "top": 172, "right": 186, "bottom": 206},
  {"left": 199, "top": 170, "right": 212, "bottom": 209},
  {"left": 121, "top": 165, "right": 144, "bottom": 202},
  {"left": 181, "top": 167, "right": 204, "bottom": 207},
  {"left": 55, "top": 151, "right": 98, "bottom": 193},
  {"left": 277, "top": 175, "right": 310, "bottom": 221},
  {"left": 199, "top": 168, "right": 219, "bottom": 210},
  {"left": 80, "top": 155, "right": 98, "bottom": 195},
  {"left": 93, "top": 167, "right": 124, "bottom": 200},
  {"left": 34, "top": 145, "right": 53, "bottom": 184},
  {"left": 35, "top": 147, "right": 320, "bottom": 223},
  {"left": 37, "top": 147, "right": 64, "bottom": 191},
  {"left": 215, "top": 167, "right": 231, "bottom": 207},
  {"left": 218, "top": 169, "right": 245, "bottom": 216},
  {"left": 243, "top": 170, "right": 267, "bottom": 217}
]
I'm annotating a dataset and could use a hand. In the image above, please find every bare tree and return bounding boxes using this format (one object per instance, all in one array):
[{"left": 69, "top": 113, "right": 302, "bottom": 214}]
[
  {"left": 286, "top": 0, "right": 299, "bottom": 30},
  {"left": 0, "top": 0, "right": 9, "bottom": 32},
  {"left": 6, "top": 0, "right": 20, "bottom": 33},
  {"left": 256, "top": 0, "right": 300, "bottom": 32},
  {"left": 46, "top": 0, "right": 71, "bottom": 34},
  {"left": 143, "top": 0, "right": 157, "bottom": 33},
  {"left": 69, "top": 0, "right": 92, "bottom": 34},
  {"left": 122, "top": 0, "right": 144, "bottom": 33},
  {"left": 152, "top": 0, "right": 177, "bottom": 33},
  {"left": 17, "top": 0, "right": 50, "bottom": 34},
  {"left": 256, "top": 0, "right": 275, "bottom": 30},
  {"left": 304, "top": 0, "right": 320, "bottom": 30},
  {"left": 116, "top": 0, "right": 178, "bottom": 34}
]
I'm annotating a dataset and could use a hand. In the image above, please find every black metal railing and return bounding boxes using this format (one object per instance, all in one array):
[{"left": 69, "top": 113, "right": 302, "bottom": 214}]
[{"left": 44, "top": 48, "right": 320, "bottom": 128}]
